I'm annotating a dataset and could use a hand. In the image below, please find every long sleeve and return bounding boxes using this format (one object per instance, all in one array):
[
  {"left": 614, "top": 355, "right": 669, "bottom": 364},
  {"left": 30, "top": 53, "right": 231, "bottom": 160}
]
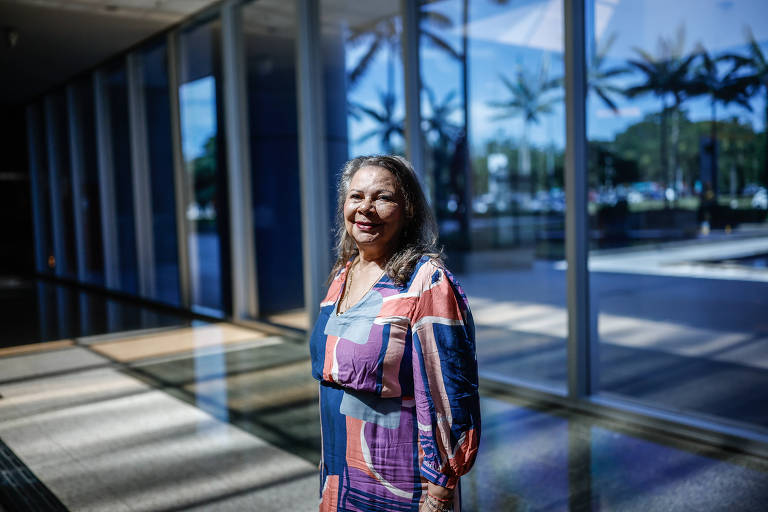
[{"left": 410, "top": 261, "right": 480, "bottom": 489}]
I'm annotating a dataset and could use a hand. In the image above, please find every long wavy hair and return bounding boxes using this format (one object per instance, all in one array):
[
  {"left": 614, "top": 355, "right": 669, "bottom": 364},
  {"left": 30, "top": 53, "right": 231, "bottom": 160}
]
[{"left": 329, "top": 155, "right": 441, "bottom": 286}]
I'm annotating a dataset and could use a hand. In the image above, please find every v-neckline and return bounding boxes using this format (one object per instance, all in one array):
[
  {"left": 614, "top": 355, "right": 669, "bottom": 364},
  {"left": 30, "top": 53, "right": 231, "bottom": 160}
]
[{"left": 335, "top": 260, "right": 385, "bottom": 316}]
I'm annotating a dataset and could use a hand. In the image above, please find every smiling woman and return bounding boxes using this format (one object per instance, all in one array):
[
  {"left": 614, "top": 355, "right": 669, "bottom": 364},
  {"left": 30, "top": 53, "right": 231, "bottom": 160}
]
[{"left": 310, "top": 155, "right": 481, "bottom": 512}]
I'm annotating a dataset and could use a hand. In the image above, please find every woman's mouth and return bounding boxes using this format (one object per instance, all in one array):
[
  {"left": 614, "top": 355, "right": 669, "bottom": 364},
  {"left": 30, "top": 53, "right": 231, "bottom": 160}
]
[{"left": 355, "top": 221, "right": 381, "bottom": 231}]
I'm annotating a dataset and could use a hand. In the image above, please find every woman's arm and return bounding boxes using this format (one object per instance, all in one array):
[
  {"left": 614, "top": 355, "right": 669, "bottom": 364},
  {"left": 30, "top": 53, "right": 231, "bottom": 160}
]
[{"left": 411, "top": 263, "right": 481, "bottom": 504}]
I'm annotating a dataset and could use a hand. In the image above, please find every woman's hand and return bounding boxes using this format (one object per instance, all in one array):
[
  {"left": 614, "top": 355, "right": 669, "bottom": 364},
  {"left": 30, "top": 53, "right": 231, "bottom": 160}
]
[{"left": 419, "top": 482, "right": 454, "bottom": 511}]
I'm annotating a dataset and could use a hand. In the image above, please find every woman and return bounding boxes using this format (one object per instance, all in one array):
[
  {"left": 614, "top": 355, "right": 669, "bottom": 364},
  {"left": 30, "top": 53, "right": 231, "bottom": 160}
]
[{"left": 310, "top": 155, "right": 480, "bottom": 512}]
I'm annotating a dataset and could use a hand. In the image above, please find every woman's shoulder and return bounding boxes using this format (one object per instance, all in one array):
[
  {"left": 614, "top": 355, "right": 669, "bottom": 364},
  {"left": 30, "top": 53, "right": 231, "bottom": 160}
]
[
  {"left": 408, "top": 255, "right": 457, "bottom": 291},
  {"left": 408, "top": 255, "right": 472, "bottom": 321}
]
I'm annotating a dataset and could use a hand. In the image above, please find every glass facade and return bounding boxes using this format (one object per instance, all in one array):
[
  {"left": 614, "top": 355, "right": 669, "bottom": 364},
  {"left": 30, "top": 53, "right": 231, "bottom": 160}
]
[
  {"left": 142, "top": 40, "right": 181, "bottom": 305},
  {"left": 242, "top": 0, "right": 305, "bottom": 328},
  {"left": 105, "top": 63, "right": 140, "bottom": 295},
  {"left": 27, "top": 103, "right": 54, "bottom": 275},
  {"left": 179, "top": 17, "right": 231, "bottom": 314},
  {"left": 70, "top": 77, "right": 105, "bottom": 286},
  {"left": 46, "top": 91, "right": 78, "bottom": 279},
  {"left": 586, "top": 0, "right": 768, "bottom": 429},
  {"left": 24, "top": 0, "right": 768, "bottom": 443}
]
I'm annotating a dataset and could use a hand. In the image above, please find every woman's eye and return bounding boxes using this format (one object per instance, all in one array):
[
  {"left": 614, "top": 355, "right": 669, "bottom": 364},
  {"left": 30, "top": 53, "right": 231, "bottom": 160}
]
[{"left": 378, "top": 195, "right": 393, "bottom": 201}]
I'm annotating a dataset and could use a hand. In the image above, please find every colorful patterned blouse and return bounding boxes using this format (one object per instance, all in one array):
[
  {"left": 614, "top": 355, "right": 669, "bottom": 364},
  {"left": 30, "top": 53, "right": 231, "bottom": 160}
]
[{"left": 310, "top": 256, "right": 481, "bottom": 511}]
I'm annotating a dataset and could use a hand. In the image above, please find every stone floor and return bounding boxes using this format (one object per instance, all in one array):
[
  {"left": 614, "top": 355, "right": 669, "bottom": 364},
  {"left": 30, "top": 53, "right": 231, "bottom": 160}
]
[{"left": 1, "top": 277, "right": 768, "bottom": 511}]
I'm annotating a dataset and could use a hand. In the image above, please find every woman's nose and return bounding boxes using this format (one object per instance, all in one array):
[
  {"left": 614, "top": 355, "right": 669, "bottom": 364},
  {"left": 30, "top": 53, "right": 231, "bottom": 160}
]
[{"left": 358, "top": 197, "right": 374, "bottom": 213}]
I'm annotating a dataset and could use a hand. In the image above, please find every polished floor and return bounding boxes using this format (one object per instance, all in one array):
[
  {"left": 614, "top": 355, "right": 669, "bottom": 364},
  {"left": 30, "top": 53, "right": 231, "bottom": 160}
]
[{"left": 1, "top": 278, "right": 768, "bottom": 511}]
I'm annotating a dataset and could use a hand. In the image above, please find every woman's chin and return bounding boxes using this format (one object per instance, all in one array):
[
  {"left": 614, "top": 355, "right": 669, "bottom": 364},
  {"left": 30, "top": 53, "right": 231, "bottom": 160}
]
[
  {"left": 353, "top": 236, "right": 381, "bottom": 247},
  {"left": 351, "top": 230, "right": 381, "bottom": 243}
]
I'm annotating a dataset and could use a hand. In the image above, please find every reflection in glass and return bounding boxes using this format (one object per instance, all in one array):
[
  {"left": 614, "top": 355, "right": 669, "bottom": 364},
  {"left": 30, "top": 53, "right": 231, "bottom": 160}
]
[
  {"left": 586, "top": 1, "right": 768, "bottom": 429},
  {"left": 142, "top": 41, "right": 181, "bottom": 305},
  {"left": 242, "top": 0, "right": 305, "bottom": 328},
  {"left": 105, "top": 63, "right": 139, "bottom": 295},
  {"left": 27, "top": 281, "right": 191, "bottom": 342},
  {"left": 461, "top": 396, "right": 768, "bottom": 511},
  {"left": 179, "top": 18, "right": 230, "bottom": 314},
  {"left": 321, "top": 0, "right": 405, "bottom": 214},
  {"left": 420, "top": 0, "right": 567, "bottom": 390},
  {"left": 71, "top": 77, "right": 105, "bottom": 286}
]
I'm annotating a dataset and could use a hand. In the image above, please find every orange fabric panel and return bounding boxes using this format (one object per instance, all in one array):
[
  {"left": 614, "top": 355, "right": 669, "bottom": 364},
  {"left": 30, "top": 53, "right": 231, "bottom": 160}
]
[
  {"left": 319, "top": 474, "right": 339, "bottom": 512},
  {"left": 345, "top": 416, "right": 377, "bottom": 480},
  {"left": 415, "top": 280, "right": 463, "bottom": 321},
  {"left": 322, "top": 335, "right": 339, "bottom": 382}
]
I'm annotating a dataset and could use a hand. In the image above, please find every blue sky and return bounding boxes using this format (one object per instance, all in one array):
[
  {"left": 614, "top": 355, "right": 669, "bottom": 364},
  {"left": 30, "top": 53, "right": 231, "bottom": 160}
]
[{"left": 179, "top": 76, "right": 216, "bottom": 161}]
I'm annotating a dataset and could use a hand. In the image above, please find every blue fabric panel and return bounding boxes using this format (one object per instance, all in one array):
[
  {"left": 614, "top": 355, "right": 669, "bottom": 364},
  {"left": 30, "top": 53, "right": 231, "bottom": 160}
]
[
  {"left": 339, "top": 388, "right": 401, "bottom": 429},
  {"left": 324, "top": 290, "right": 383, "bottom": 344},
  {"left": 320, "top": 382, "right": 347, "bottom": 476}
]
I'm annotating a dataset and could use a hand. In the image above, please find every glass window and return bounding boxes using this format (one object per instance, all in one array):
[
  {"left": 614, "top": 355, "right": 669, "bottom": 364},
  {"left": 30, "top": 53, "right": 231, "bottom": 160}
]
[
  {"left": 586, "top": 0, "right": 768, "bottom": 429},
  {"left": 420, "top": 0, "right": 567, "bottom": 391},
  {"left": 242, "top": 0, "right": 305, "bottom": 328},
  {"left": 48, "top": 90, "right": 78, "bottom": 279},
  {"left": 71, "top": 76, "right": 105, "bottom": 286},
  {"left": 27, "top": 102, "right": 55, "bottom": 275},
  {"left": 320, "top": 0, "right": 405, "bottom": 226},
  {"left": 179, "top": 17, "right": 231, "bottom": 314},
  {"left": 142, "top": 40, "right": 181, "bottom": 306},
  {"left": 105, "top": 62, "right": 139, "bottom": 295}
]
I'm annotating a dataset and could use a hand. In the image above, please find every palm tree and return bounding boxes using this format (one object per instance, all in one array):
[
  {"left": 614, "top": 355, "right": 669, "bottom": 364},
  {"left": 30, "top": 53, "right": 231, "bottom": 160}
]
[
  {"left": 347, "top": 17, "right": 398, "bottom": 94},
  {"left": 721, "top": 27, "right": 768, "bottom": 190},
  {"left": 423, "top": 87, "right": 462, "bottom": 145},
  {"left": 589, "top": 32, "right": 627, "bottom": 113},
  {"left": 347, "top": 7, "right": 460, "bottom": 91},
  {"left": 689, "top": 46, "right": 753, "bottom": 196},
  {"left": 624, "top": 26, "right": 698, "bottom": 198},
  {"left": 346, "top": 3, "right": 465, "bottom": 180},
  {"left": 488, "top": 60, "right": 560, "bottom": 193},
  {"left": 350, "top": 91, "right": 404, "bottom": 154},
  {"left": 423, "top": 86, "right": 462, "bottom": 212}
]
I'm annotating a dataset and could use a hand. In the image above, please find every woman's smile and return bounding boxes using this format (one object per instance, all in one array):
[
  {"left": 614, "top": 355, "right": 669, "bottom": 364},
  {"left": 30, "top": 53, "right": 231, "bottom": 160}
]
[{"left": 354, "top": 220, "right": 381, "bottom": 230}]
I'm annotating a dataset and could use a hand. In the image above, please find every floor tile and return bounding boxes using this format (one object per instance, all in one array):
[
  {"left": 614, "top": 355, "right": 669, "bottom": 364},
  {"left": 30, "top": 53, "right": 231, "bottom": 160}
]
[
  {"left": 88, "top": 323, "right": 271, "bottom": 362},
  {"left": 0, "top": 347, "right": 111, "bottom": 384},
  {"left": 0, "top": 339, "right": 74, "bottom": 358}
]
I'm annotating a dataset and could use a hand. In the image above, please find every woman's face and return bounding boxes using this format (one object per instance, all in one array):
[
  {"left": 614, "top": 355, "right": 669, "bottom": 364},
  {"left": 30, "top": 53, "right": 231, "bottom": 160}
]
[{"left": 344, "top": 165, "right": 407, "bottom": 257}]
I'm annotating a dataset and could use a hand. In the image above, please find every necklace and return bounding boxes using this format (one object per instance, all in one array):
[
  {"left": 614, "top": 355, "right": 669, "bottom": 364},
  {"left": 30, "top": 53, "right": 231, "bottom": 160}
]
[{"left": 339, "top": 259, "right": 384, "bottom": 314}]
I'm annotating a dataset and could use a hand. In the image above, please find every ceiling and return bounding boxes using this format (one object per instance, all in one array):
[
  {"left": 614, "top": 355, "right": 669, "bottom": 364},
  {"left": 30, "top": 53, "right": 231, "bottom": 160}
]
[{"left": 0, "top": 0, "right": 221, "bottom": 108}]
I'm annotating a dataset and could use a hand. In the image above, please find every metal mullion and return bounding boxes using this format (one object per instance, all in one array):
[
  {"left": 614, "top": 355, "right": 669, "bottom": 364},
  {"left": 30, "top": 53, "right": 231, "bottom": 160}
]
[
  {"left": 93, "top": 70, "right": 121, "bottom": 290},
  {"left": 564, "top": 0, "right": 591, "bottom": 398},
  {"left": 400, "top": 0, "right": 425, "bottom": 183},
  {"left": 295, "top": 0, "right": 331, "bottom": 327},
  {"left": 167, "top": 31, "right": 191, "bottom": 309},
  {"left": 44, "top": 95, "right": 67, "bottom": 277},
  {"left": 126, "top": 52, "right": 157, "bottom": 299},
  {"left": 221, "top": 0, "right": 259, "bottom": 320},
  {"left": 26, "top": 105, "right": 47, "bottom": 273},
  {"left": 66, "top": 85, "right": 88, "bottom": 282}
]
